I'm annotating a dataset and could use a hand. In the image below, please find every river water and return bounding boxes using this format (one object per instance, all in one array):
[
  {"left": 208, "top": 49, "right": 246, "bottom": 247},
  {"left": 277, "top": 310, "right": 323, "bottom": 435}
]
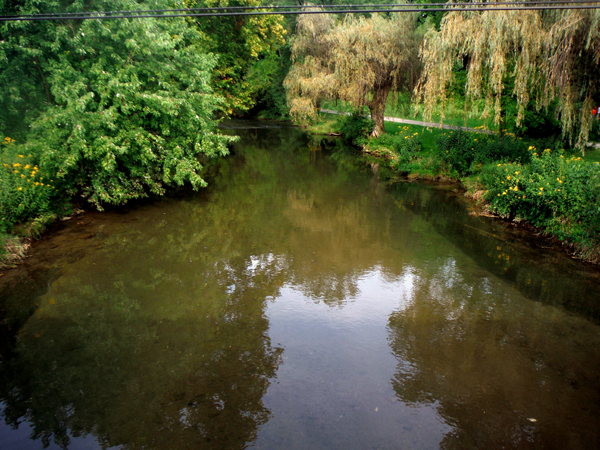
[{"left": 1, "top": 121, "right": 599, "bottom": 450}]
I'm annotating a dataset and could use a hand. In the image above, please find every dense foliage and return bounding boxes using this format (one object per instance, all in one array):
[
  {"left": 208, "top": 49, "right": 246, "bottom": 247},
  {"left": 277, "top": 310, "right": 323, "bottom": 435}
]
[
  {"left": 435, "top": 131, "right": 532, "bottom": 177},
  {"left": 416, "top": 8, "right": 600, "bottom": 149},
  {"left": 186, "top": 0, "right": 287, "bottom": 116},
  {"left": 285, "top": 9, "right": 422, "bottom": 135},
  {"left": 0, "top": 0, "right": 234, "bottom": 219},
  {"left": 481, "top": 150, "right": 600, "bottom": 251}
]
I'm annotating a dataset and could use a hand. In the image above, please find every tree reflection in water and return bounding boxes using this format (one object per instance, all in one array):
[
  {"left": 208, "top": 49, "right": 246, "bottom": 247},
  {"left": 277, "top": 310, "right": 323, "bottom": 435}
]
[
  {"left": 1, "top": 123, "right": 600, "bottom": 450},
  {"left": 388, "top": 257, "right": 600, "bottom": 449}
]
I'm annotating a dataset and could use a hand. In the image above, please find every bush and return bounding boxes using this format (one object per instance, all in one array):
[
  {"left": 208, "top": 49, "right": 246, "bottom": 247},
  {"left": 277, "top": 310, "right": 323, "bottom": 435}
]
[
  {"left": 436, "top": 131, "right": 475, "bottom": 176},
  {"left": 436, "top": 131, "right": 532, "bottom": 176},
  {"left": 0, "top": 137, "right": 55, "bottom": 233},
  {"left": 481, "top": 147, "right": 600, "bottom": 245},
  {"left": 336, "top": 112, "right": 374, "bottom": 147}
]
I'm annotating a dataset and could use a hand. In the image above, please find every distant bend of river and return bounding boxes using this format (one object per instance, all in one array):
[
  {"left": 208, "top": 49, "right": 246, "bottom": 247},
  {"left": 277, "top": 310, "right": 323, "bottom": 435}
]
[{"left": 1, "top": 120, "right": 599, "bottom": 450}]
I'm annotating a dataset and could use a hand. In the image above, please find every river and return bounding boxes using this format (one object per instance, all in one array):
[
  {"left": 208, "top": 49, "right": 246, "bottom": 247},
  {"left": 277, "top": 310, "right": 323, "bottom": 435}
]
[{"left": 0, "top": 121, "right": 599, "bottom": 450}]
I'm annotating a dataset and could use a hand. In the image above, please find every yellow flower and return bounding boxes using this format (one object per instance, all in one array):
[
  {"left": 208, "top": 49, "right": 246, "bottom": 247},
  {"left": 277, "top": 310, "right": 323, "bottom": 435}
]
[
  {"left": 17, "top": 187, "right": 22, "bottom": 190},
  {"left": 507, "top": 175, "right": 511, "bottom": 180},
  {"left": 24, "top": 164, "right": 30, "bottom": 169},
  {"left": 557, "top": 178, "right": 563, "bottom": 183},
  {"left": 540, "top": 187, "right": 544, "bottom": 191}
]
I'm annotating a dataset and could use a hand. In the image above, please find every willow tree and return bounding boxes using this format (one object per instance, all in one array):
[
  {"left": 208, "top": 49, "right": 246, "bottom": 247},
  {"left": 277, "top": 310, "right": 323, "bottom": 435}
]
[
  {"left": 284, "top": 10, "right": 422, "bottom": 136},
  {"left": 415, "top": 7, "right": 600, "bottom": 149}
]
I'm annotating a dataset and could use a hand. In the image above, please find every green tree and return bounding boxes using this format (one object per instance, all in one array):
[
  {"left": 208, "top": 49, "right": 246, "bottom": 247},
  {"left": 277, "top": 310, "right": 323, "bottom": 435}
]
[
  {"left": 415, "top": 8, "right": 600, "bottom": 149},
  {"left": 284, "top": 9, "right": 422, "bottom": 136},
  {"left": 0, "top": 0, "right": 235, "bottom": 208},
  {"left": 186, "top": 0, "right": 287, "bottom": 116}
]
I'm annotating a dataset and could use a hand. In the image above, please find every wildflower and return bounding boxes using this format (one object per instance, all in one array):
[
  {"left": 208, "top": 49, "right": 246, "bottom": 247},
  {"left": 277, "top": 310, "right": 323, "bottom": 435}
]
[
  {"left": 540, "top": 187, "right": 544, "bottom": 191},
  {"left": 17, "top": 187, "right": 22, "bottom": 190},
  {"left": 515, "top": 171, "right": 520, "bottom": 175},
  {"left": 18, "top": 154, "right": 24, "bottom": 158},
  {"left": 507, "top": 176, "right": 511, "bottom": 180},
  {"left": 24, "top": 164, "right": 30, "bottom": 169},
  {"left": 557, "top": 178, "right": 563, "bottom": 183}
]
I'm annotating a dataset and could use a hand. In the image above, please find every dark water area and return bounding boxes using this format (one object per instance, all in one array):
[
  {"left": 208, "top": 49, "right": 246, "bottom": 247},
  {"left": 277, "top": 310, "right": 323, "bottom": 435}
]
[{"left": 1, "top": 120, "right": 599, "bottom": 450}]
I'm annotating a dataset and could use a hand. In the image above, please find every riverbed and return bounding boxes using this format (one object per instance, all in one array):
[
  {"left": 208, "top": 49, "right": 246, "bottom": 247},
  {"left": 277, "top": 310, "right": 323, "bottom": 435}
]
[{"left": 1, "top": 121, "right": 599, "bottom": 449}]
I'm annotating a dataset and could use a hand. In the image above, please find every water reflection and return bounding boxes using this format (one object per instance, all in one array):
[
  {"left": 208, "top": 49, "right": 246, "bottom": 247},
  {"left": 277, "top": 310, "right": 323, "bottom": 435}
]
[
  {"left": 1, "top": 262, "right": 282, "bottom": 449},
  {"left": 0, "top": 122, "right": 599, "bottom": 449},
  {"left": 388, "top": 257, "right": 600, "bottom": 449}
]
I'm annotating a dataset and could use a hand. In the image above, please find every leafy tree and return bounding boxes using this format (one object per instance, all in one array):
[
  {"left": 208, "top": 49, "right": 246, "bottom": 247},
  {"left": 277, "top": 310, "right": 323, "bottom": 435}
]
[
  {"left": 186, "top": 0, "right": 287, "bottom": 116},
  {"left": 284, "top": 9, "right": 422, "bottom": 136},
  {"left": 415, "top": 8, "right": 600, "bottom": 149},
  {"left": 1, "top": 0, "right": 235, "bottom": 208}
]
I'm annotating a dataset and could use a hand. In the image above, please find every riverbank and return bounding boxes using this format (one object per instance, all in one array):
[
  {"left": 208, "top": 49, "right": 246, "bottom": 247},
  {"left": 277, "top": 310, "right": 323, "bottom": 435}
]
[{"left": 309, "top": 112, "right": 600, "bottom": 266}]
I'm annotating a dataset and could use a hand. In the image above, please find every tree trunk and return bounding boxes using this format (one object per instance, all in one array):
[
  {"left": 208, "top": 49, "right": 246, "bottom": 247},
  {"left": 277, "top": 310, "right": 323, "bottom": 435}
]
[{"left": 368, "top": 84, "right": 391, "bottom": 138}]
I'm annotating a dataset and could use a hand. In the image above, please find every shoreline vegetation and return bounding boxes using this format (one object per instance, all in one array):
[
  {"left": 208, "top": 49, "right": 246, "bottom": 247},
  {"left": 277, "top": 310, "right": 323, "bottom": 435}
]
[
  {"left": 2, "top": 2, "right": 600, "bottom": 271},
  {"left": 2, "top": 112, "right": 600, "bottom": 271},
  {"left": 305, "top": 110, "right": 600, "bottom": 266}
]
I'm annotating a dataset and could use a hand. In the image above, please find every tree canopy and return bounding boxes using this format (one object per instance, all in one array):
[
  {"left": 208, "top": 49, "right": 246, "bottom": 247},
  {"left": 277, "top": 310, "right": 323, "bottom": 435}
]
[
  {"left": 186, "top": 0, "right": 287, "bottom": 116},
  {"left": 284, "top": 10, "right": 422, "bottom": 136},
  {"left": 0, "top": 0, "right": 235, "bottom": 208},
  {"left": 415, "top": 8, "right": 600, "bottom": 148}
]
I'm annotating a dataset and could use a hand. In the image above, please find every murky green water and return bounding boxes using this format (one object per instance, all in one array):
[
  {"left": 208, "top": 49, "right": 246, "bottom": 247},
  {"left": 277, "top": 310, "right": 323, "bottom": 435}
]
[{"left": 1, "top": 121, "right": 600, "bottom": 450}]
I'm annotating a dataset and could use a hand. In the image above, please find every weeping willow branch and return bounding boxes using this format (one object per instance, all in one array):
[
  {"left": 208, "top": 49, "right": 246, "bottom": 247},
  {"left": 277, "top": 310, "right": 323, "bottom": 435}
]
[{"left": 415, "top": 5, "right": 600, "bottom": 149}]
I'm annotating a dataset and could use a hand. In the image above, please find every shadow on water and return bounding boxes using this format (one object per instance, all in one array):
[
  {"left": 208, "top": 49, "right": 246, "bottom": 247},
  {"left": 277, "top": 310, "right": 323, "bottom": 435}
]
[{"left": 0, "top": 120, "right": 599, "bottom": 449}]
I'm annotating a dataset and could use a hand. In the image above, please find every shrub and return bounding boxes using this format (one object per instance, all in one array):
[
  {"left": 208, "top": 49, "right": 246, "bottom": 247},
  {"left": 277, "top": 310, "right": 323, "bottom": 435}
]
[
  {"left": 436, "top": 131, "right": 475, "bottom": 176},
  {"left": 436, "top": 131, "right": 533, "bottom": 176},
  {"left": 482, "top": 147, "right": 600, "bottom": 245},
  {"left": 336, "top": 112, "right": 374, "bottom": 147},
  {"left": 0, "top": 137, "right": 55, "bottom": 233}
]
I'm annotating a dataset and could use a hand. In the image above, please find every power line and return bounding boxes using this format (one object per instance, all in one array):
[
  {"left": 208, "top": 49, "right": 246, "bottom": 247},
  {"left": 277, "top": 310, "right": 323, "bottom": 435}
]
[
  {"left": 3, "top": 1, "right": 599, "bottom": 19},
  {"left": 1, "top": 2, "right": 599, "bottom": 22}
]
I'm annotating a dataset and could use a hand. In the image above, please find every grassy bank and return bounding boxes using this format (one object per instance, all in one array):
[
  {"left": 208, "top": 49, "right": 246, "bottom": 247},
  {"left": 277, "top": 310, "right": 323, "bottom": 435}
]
[{"left": 310, "top": 112, "right": 600, "bottom": 265}]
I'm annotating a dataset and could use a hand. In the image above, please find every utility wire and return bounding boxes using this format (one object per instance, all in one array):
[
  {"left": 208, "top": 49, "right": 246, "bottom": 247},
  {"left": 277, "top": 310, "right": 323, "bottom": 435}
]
[
  {"left": 1, "top": 2, "right": 599, "bottom": 21},
  {"left": 4, "top": 0, "right": 600, "bottom": 19}
]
